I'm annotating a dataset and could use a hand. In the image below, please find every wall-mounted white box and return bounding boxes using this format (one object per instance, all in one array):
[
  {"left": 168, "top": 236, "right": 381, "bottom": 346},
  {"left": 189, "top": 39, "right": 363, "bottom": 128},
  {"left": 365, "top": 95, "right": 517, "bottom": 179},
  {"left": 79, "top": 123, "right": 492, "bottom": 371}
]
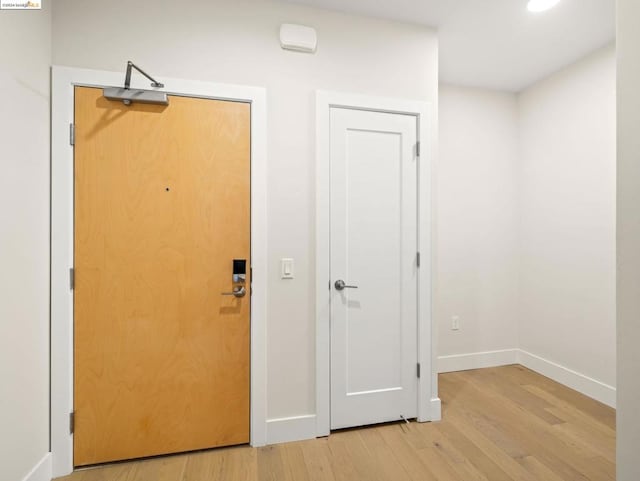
[{"left": 280, "top": 24, "right": 317, "bottom": 53}]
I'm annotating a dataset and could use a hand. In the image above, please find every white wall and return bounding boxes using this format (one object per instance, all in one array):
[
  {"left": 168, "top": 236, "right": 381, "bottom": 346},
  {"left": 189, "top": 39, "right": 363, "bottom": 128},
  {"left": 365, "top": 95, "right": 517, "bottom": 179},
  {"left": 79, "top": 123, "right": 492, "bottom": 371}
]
[
  {"left": 52, "top": 0, "right": 438, "bottom": 421},
  {"left": 0, "top": 5, "right": 52, "bottom": 481},
  {"left": 437, "top": 46, "right": 617, "bottom": 406},
  {"left": 616, "top": 0, "right": 640, "bottom": 478},
  {"left": 518, "top": 44, "right": 616, "bottom": 388},
  {"left": 437, "top": 86, "right": 519, "bottom": 367}
]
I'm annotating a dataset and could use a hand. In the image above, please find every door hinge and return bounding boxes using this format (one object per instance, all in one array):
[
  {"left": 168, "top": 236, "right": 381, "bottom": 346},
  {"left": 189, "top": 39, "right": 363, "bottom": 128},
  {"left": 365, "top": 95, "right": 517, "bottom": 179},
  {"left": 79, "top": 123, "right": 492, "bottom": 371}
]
[
  {"left": 417, "top": 252, "right": 421, "bottom": 267},
  {"left": 417, "top": 363, "right": 421, "bottom": 378},
  {"left": 416, "top": 141, "right": 420, "bottom": 158},
  {"left": 69, "top": 123, "right": 75, "bottom": 146},
  {"left": 69, "top": 411, "right": 75, "bottom": 434},
  {"left": 69, "top": 268, "right": 74, "bottom": 290}
]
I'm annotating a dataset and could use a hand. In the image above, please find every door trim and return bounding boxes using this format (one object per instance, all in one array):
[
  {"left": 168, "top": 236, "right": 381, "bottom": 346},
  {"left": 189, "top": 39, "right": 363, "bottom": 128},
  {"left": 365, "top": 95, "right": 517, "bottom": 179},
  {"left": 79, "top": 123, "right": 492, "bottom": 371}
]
[
  {"left": 315, "top": 90, "right": 440, "bottom": 437},
  {"left": 51, "top": 66, "right": 268, "bottom": 477}
]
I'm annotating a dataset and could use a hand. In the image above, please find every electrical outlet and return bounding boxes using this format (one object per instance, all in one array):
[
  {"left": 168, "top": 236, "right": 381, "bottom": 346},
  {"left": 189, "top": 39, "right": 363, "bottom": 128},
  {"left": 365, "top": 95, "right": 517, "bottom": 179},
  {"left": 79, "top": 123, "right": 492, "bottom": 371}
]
[{"left": 452, "top": 315, "right": 460, "bottom": 331}]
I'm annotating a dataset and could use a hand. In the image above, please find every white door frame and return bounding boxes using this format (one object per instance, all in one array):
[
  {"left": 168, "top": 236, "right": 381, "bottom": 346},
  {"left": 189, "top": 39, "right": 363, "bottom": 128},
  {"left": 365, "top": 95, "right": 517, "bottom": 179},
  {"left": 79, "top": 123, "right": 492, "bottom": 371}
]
[
  {"left": 315, "top": 90, "right": 440, "bottom": 437},
  {"left": 51, "top": 66, "right": 268, "bottom": 477}
]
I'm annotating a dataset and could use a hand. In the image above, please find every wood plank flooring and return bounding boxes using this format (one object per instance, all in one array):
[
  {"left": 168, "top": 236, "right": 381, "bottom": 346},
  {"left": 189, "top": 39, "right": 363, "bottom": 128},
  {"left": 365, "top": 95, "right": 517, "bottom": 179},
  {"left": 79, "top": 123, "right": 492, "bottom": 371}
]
[{"left": 57, "top": 365, "right": 615, "bottom": 481}]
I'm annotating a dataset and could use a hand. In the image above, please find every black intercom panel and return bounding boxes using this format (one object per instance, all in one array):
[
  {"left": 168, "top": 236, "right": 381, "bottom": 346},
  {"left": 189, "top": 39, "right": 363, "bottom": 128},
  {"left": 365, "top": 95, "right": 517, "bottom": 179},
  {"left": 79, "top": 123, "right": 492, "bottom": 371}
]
[{"left": 233, "top": 259, "right": 247, "bottom": 283}]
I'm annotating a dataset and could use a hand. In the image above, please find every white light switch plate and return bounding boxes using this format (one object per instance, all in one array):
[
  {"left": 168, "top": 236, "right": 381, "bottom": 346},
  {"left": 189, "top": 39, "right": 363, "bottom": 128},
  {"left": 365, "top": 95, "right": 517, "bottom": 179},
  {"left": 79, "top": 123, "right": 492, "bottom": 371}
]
[{"left": 281, "top": 258, "right": 294, "bottom": 279}]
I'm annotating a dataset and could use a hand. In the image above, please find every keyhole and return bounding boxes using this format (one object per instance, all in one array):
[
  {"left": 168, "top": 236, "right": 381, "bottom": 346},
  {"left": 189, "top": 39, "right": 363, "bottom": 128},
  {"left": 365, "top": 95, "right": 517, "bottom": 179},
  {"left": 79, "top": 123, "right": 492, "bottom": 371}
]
[{"left": 165, "top": 187, "right": 170, "bottom": 192}]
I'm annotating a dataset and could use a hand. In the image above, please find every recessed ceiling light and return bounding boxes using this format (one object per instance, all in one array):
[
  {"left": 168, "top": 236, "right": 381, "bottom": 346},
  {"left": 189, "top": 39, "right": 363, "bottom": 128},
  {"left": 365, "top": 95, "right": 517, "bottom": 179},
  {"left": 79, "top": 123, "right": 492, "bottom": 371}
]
[{"left": 527, "top": 0, "right": 560, "bottom": 12}]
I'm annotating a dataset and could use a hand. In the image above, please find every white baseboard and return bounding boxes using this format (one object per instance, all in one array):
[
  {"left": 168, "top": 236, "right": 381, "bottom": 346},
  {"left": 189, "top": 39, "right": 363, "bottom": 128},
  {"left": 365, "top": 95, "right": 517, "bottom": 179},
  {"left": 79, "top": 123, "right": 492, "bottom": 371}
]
[
  {"left": 517, "top": 350, "right": 616, "bottom": 408},
  {"left": 429, "top": 397, "right": 442, "bottom": 421},
  {"left": 437, "top": 349, "right": 519, "bottom": 373},
  {"left": 266, "top": 414, "right": 317, "bottom": 445},
  {"left": 437, "top": 348, "right": 616, "bottom": 409},
  {"left": 21, "top": 453, "right": 51, "bottom": 481}
]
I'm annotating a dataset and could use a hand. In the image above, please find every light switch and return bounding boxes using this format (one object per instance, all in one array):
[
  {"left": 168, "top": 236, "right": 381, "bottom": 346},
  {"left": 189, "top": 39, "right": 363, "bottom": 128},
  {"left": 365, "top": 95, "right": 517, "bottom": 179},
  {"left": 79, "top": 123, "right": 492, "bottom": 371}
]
[{"left": 281, "top": 258, "right": 294, "bottom": 279}]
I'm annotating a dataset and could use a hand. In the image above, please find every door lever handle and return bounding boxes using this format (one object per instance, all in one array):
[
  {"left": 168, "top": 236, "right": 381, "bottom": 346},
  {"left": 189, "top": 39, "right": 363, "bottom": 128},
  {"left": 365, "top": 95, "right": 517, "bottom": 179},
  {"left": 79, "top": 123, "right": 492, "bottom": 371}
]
[
  {"left": 221, "top": 286, "right": 246, "bottom": 298},
  {"left": 334, "top": 280, "right": 358, "bottom": 291}
]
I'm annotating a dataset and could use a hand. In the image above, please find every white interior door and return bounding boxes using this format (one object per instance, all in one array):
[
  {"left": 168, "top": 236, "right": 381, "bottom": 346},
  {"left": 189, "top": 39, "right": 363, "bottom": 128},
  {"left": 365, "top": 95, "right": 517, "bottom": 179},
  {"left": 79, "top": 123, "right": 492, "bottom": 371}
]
[{"left": 330, "top": 107, "right": 419, "bottom": 430}]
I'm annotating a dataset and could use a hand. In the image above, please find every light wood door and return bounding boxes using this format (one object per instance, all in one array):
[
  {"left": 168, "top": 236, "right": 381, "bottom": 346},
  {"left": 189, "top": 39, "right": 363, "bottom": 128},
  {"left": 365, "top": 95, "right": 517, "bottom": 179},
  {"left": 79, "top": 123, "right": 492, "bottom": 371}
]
[
  {"left": 73, "top": 87, "right": 250, "bottom": 466},
  {"left": 329, "top": 107, "right": 418, "bottom": 429}
]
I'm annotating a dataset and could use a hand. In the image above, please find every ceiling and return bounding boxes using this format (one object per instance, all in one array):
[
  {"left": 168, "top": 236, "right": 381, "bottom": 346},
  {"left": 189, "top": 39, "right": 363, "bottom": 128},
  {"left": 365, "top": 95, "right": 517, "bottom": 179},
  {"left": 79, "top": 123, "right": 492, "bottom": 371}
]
[{"left": 284, "top": 0, "right": 615, "bottom": 92}]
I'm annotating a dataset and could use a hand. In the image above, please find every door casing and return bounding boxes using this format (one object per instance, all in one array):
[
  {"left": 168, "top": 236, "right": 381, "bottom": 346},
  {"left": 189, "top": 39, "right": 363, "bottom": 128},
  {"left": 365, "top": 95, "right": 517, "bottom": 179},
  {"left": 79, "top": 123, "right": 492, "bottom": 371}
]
[
  {"left": 315, "top": 90, "right": 441, "bottom": 437},
  {"left": 51, "top": 66, "right": 268, "bottom": 478}
]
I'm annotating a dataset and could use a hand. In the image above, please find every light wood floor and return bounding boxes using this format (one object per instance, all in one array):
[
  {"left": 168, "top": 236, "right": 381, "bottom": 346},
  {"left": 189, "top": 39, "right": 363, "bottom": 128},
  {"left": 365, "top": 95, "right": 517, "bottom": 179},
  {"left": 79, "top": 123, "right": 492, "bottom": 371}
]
[{"left": 58, "top": 365, "right": 616, "bottom": 481}]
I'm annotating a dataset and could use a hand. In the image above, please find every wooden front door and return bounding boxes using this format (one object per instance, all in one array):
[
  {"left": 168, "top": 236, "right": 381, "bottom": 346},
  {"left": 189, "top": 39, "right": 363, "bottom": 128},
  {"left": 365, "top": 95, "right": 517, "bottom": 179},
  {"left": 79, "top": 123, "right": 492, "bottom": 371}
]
[{"left": 73, "top": 86, "right": 251, "bottom": 466}]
